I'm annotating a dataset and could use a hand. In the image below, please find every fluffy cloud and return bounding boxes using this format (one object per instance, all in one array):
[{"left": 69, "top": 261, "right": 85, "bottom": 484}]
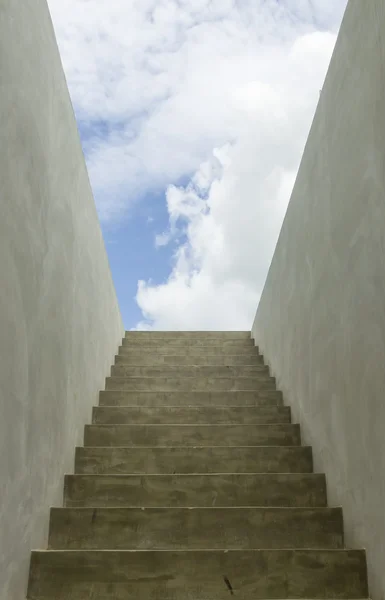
[
  {"left": 48, "top": 0, "right": 346, "bottom": 215},
  {"left": 47, "top": 0, "right": 347, "bottom": 329},
  {"left": 135, "top": 28, "right": 342, "bottom": 330}
]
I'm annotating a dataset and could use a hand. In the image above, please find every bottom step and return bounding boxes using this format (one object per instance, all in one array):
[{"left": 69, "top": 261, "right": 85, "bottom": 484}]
[{"left": 28, "top": 549, "right": 368, "bottom": 599}]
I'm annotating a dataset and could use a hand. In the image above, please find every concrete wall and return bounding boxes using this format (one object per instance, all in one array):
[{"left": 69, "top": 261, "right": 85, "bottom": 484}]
[
  {"left": 0, "top": 1, "right": 124, "bottom": 598},
  {"left": 252, "top": 2, "right": 385, "bottom": 600}
]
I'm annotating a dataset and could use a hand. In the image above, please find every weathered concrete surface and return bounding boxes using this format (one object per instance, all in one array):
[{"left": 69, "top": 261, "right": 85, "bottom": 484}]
[
  {"left": 75, "top": 445, "right": 314, "bottom": 475},
  {"left": 111, "top": 364, "right": 269, "bottom": 377},
  {"left": 28, "top": 549, "right": 368, "bottom": 599},
  {"left": 118, "top": 344, "right": 258, "bottom": 356},
  {"left": 105, "top": 375, "right": 276, "bottom": 392},
  {"left": 83, "top": 423, "right": 301, "bottom": 447},
  {"left": 115, "top": 352, "right": 265, "bottom": 365},
  {"left": 99, "top": 389, "right": 283, "bottom": 406},
  {"left": 63, "top": 473, "right": 327, "bottom": 508},
  {"left": 91, "top": 405, "right": 291, "bottom": 424},
  {"left": 122, "top": 336, "right": 254, "bottom": 348},
  {"left": 125, "top": 331, "right": 251, "bottom": 340},
  {"left": 48, "top": 506, "right": 344, "bottom": 550},
  {"left": 0, "top": 1, "right": 123, "bottom": 598},
  {"left": 27, "top": 332, "right": 369, "bottom": 597},
  {"left": 252, "top": 2, "right": 385, "bottom": 599}
]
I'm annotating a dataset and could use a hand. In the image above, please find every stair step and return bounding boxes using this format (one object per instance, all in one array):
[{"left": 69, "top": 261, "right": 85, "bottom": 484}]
[
  {"left": 125, "top": 331, "right": 252, "bottom": 340},
  {"left": 48, "top": 507, "right": 344, "bottom": 550},
  {"left": 92, "top": 405, "right": 291, "bottom": 425},
  {"left": 115, "top": 353, "right": 265, "bottom": 366},
  {"left": 75, "top": 445, "right": 314, "bottom": 475},
  {"left": 63, "top": 473, "right": 326, "bottom": 508},
  {"left": 105, "top": 376, "right": 276, "bottom": 392},
  {"left": 122, "top": 337, "right": 255, "bottom": 348},
  {"left": 28, "top": 549, "right": 368, "bottom": 599},
  {"left": 99, "top": 390, "right": 283, "bottom": 407},
  {"left": 84, "top": 424, "right": 301, "bottom": 447},
  {"left": 26, "top": 329, "right": 369, "bottom": 599},
  {"left": 111, "top": 364, "right": 269, "bottom": 377},
  {"left": 119, "top": 345, "right": 259, "bottom": 356}
]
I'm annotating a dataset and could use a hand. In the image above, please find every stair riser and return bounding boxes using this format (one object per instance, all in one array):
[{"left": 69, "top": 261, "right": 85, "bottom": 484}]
[
  {"left": 125, "top": 332, "right": 252, "bottom": 340},
  {"left": 111, "top": 365, "right": 269, "bottom": 377},
  {"left": 48, "top": 507, "right": 343, "bottom": 550},
  {"left": 84, "top": 424, "right": 301, "bottom": 447},
  {"left": 99, "top": 390, "right": 283, "bottom": 407},
  {"left": 105, "top": 377, "right": 276, "bottom": 392},
  {"left": 75, "top": 446, "right": 314, "bottom": 475},
  {"left": 115, "top": 354, "right": 265, "bottom": 366},
  {"left": 125, "top": 331, "right": 251, "bottom": 341},
  {"left": 28, "top": 549, "right": 368, "bottom": 599},
  {"left": 64, "top": 474, "right": 327, "bottom": 508},
  {"left": 122, "top": 338, "right": 255, "bottom": 348},
  {"left": 92, "top": 406, "right": 291, "bottom": 425},
  {"left": 119, "top": 345, "right": 259, "bottom": 356}
]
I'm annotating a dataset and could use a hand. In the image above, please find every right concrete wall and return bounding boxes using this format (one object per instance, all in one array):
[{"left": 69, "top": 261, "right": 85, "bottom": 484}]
[{"left": 252, "top": 2, "right": 385, "bottom": 599}]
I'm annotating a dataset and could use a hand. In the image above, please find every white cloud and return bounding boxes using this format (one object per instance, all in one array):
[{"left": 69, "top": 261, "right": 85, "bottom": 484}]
[
  {"left": 135, "top": 29, "right": 342, "bottom": 330},
  {"left": 47, "top": 0, "right": 347, "bottom": 328},
  {"left": 48, "top": 0, "right": 346, "bottom": 216}
]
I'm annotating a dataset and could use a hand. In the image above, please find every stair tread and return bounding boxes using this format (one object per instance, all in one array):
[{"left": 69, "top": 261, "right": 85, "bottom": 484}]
[
  {"left": 107, "top": 376, "right": 274, "bottom": 379},
  {"left": 105, "top": 376, "right": 277, "bottom": 392},
  {"left": 93, "top": 405, "right": 288, "bottom": 409},
  {"left": 76, "top": 444, "right": 309, "bottom": 448},
  {"left": 115, "top": 359, "right": 264, "bottom": 362},
  {"left": 99, "top": 390, "right": 283, "bottom": 406},
  {"left": 124, "top": 330, "right": 252, "bottom": 335},
  {"left": 83, "top": 423, "right": 301, "bottom": 447},
  {"left": 28, "top": 549, "right": 368, "bottom": 600},
  {"left": 63, "top": 473, "right": 327, "bottom": 508},
  {"left": 111, "top": 365, "right": 270, "bottom": 376},
  {"left": 116, "top": 359, "right": 265, "bottom": 366},
  {"left": 48, "top": 506, "right": 344, "bottom": 550},
  {"left": 75, "top": 445, "right": 313, "bottom": 475}
]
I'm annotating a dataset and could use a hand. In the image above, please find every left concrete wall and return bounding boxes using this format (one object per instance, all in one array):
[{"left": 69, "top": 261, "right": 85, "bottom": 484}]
[{"left": 0, "top": 1, "right": 124, "bottom": 598}]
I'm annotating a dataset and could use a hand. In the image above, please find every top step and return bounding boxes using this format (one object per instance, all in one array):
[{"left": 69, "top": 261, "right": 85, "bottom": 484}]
[
  {"left": 123, "top": 334, "right": 254, "bottom": 348},
  {"left": 125, "top": 331, "right": 251, "bottom": 340}
]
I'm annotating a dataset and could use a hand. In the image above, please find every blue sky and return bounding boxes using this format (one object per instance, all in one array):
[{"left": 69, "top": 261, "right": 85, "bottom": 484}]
[
  {"left": 78, "top": 114, "right": 178, "bottom": 325},
  {"left": 48, "top": 0, "right": 347, "bottom": 330}
]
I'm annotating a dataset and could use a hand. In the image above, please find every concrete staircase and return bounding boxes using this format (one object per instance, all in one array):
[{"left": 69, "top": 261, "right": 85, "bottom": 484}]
[{"left": 27, "top": 331, "right": 369, "bottom": 599}]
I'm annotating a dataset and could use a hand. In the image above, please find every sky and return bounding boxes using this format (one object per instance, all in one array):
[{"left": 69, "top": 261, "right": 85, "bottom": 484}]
[{"left": 47, "top": 0, "right": 348, "bottom": 330}]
